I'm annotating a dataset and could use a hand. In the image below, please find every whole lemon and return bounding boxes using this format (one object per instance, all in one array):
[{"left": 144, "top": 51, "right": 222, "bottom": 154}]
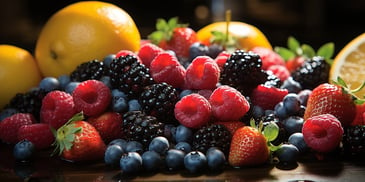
[
  {"left": 0, "top": 44, "right": 42, "bottom": 109},
  {"left": 35, "top": 1, "right": 141, "bottom": 77},
  {"left": 197, "top": 21, "right": 272, "bottom": 50}
]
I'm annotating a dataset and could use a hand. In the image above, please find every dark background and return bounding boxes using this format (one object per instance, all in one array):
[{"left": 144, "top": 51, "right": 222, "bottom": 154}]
[{"left": 0, "top": 0, "right": 364, "bottom": 55}]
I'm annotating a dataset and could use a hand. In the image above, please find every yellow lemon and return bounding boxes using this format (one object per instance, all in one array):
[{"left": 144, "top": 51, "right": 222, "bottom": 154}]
[
  {"left": 196, "top": 21, "right": 272, "bottom": 51},
  {"left": 0, "top": 44, "right": 42, "bottom": 109},
  {"left": 35, "top": 1, "right": 141, "bottom": 77},
  {"left": 330, "top": 33, "right": 365, "bottom": 98}
]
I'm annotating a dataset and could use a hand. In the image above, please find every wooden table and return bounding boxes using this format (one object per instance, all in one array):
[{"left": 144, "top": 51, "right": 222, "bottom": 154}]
[{"left": 1, "top": 144, "right": 364, "bottom": 182}]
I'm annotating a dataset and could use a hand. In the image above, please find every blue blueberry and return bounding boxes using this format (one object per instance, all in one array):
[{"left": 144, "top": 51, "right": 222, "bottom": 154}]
[
  {"left": 0, "top": 108, "right": 18, "bottom": 121},
  {"left": 179, "top": 89, "right": 193, "bottom": 99},
  {"left": 141, "top": 151, "right": 162, "bottom": 172},
  {"left": 111, "top": 89, "right": 127, "bottom": 98},
  {"left": 128, "top": 99, "right": 141, "bottom": 111},
  {"left": 288, "top": 132, "right": 309, "bottom": 153},
  {"left": 274, "top": 102, "right": 288, "bottom": 120},
  {"left": 175, "top": 124, "right": 193, "bottom": 143},
  {"left": 275, "top": 144, "right": 299, "bottom": 166},
  {"left": 39, "top": 77, "right": 60, "bottom": 92},
  {"left": 112, "top": 95, "right": 128, "bottom": 112},
  {"left": 103, "top": 54, "right": 116, "bottom": 68},
  {"left": 64, "top": 81, "right": 80, "bottom": 94},
  {"left": 282, "top": 116, "right": 304, "bottom": 135},
  {"left": 174, "top": 142, "right": 192, "bottom": 153},
  {"left": 207, "top": 44, "right": 223, "bottom": 59},
  {"left": 297, "top": 89, "right": 312, "bottom": 106},
  {"left": 120, "top": 152, "right": 143, "bottom": 173},
  {"left": 252, "top": 105, "right": 264, "bottom": 119},
  {"left": 149, "top": 136, "right": 169, "bottom": 155},
  {"left": 163, "top": 124, "right": 176, "bottom": 141},
  {"left": 184, "top": 151, "right": 207, "bottom": 173},
  {"left": 189, "top": 42, "right": 208, "bottom": 61},
  {"left": 125, "top": 141, "right": 144, "bottom": 154},
  {"left": 283, "top": 93, "right": 301, "bottom": 115},
  {"left": 280, "top": 77, "right": 302, "bottom": 93},
  {"left": 13, "top": 140, "right": 35, "bottom": 161},
  {"left": 57, "top": 75, "right": 71, "bottom": 90},
  {"left": 104, "top": 145, "right": 124, "bottom": 167},
  {"left": 100, "top": 76, "right": 112, "bottom": 89},
  {"left": 165, "top": 149, "right": 185, "bottom": 171},
  {"left": 206, "top": 147, "right": 226, "bottom": 171},
  {"left": 108, "top": 138, "right": 128, "bottom": 151}
]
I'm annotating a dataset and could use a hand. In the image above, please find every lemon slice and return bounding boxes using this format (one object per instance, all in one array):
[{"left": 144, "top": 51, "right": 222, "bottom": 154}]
[{"left": 330, "top": 33, "right": 365, "bottom": 98}]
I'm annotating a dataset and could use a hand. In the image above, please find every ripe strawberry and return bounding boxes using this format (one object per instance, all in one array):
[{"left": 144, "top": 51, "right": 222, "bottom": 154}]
[
  {"left": 228, "top": 126, "right": 269, "bottom": 167},
  {"left": 148, "top": 17, "right": 198, "bottom": 58},
  {"left": 351, "top": 102, "right": 365, "bottom": 126},
  {"left": 250, "top": 84, "right": 288, "bottom": 110},
  {"left": 303, "top": 82, "right": 356, "bottom": 127},
  {"left": 0, "top": 113, "right": 36, "bottom": 144},
  {"left": 87, "top": 111, "right": 123, "bottom": 143},
  {"left": 214, "top": 121, "right": 245, "bottom": 135},
  {"left": 17, "top": 123, "right": 55, "bottom": 149},
  {"left": 53, "top": 113, "right": 106, "bottom": 162}
]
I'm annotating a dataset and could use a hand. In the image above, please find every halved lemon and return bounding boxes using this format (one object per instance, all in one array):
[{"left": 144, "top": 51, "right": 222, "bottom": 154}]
[{"left": 330, "top": 33, "right": 365, "bottom": 98}]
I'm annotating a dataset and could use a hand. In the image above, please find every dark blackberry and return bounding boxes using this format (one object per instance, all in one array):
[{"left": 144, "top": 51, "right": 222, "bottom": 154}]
[
  {"left": 291, "top": 56, "right": 330, "bottom": 90},
  {"left": 4, "top": 88, "right": 47, "bottom": 121},
  {"left": 109, "top": 55, "right": 154, "bottom": 99},
  {"left": 264, "top": 70, "right": 282, "bottom": 88},
  {"left": 343, "top": 125, "right": 365, "bottom": 158},
  {"left": 122, "top": 111, "right": 165, "bottom": 147},
  {"left": 139, "top": 82, "right": 179, "bottom": 124},
  {"left": 70, "top": 60, "right": 106, "bottom": 82},
  {"left": 220, "top": 50, "right": 267, "bottom": 96},
  {"left": 192, "top": 124, "right": 232, "bottom": 155}
]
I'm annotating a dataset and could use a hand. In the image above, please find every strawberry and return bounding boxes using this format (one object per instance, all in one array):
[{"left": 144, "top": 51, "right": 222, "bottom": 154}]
[
  {"left": 303, "top": 79, "right": 359, "bottom": 127},
  {"left": 148, "top": 17, "right": 198, "bottom": 58},
  {"left": 0, "top": 113, "right": 36, "bottom": 144},
  {"left": 87, "top": 111, "right": 123, "bottom": 143},
  {"left": 250, "top": 84, "right": 288, "bottom": 110},
  {"left": 214, "top": 121, "right": 245, "bottom": 135},
  {"left": 17, "top": 123, "right": 55, "bottom": 149},
  {"left": 351, "top": 102, "right": 365, "bottom": 126},
  {"left": 53, "top": 113, "right": 106, "bottom": 162}
]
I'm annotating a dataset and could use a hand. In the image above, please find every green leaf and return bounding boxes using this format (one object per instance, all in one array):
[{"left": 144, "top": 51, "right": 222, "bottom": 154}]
[
  {"left": 268, "top": 143, "right": 282, "bottom": 152},
  {"left": 263, "top": 122, "right": 279, "bottom": 142},
  {"left": 250, "top": 118, "right": 256, "bottom": 128},
  {"left": 288, "top": 36, "right": 301, "bottom": 54},
  {"left": 167, "top": 17, "right": 178, "bottom": 28},
  {"left": 301, "top": 44, "right": 316, "bottom": 58},
  {"left": 274, "top": 47, "right": 295, "bottom": 60},
  {"left": 317, "top": 42, "right": 335, "bottom": 60},
  {"left": 156, "top": 18, "right": 167, "bottom": 31}
]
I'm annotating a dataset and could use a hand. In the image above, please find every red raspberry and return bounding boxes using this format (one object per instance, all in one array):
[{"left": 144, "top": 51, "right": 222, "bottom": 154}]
[
  {"left": 286, "top": 56, "right": 305, "bottom": 73},
  {"left": 214, "top": 121, "right": 245, "bottom": 135},
  {"left": 174, "top": 93, "right": 211, "bottom": 129},
  {"left": 302, "top": 114, "right": 343, "bottom": 153},
  {"left": 17, "top": 123, "right": 55, "bottom": 149},
  {"left": 267, "top": 65, "right": 290, "bottom": 82},
  {"left": 41, "top": 90, "right": 77, "bottom": 129},
  {"left": 149, "top": 52, "right": 186, "bottom": 88},
  {"left": 209, "top": 85, "right": 250, "bottom": 121},
  {"left": 73, "top": 80, "right": 111, "bottom": 117},
  {"left": 214, "top": 51, "right": 230, "bottom": 72},
  {"left": 185, "top": 56, "right": 220, "bottom": 90},
  {"left": 250, "top": 84, "right": 289, "bottom": 110},
  {"left": 250, "top": 46, "right": 285, "bottom": 70},
  {"left": 137, "top": 42, "right": 164, "bottom": 68},
  {"left": 0, "top": 113, "right": 36, "bottom": 144},
  {"left": 87, "top": 111, "right": 123, "bottom": 143},
  {"left": 351, "top": 102, "right": 365, "bottom": 126}
]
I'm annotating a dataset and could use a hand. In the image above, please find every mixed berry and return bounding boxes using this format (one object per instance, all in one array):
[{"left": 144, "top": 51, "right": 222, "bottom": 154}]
[{"left": 1, "top": 17, "right": 365, "bottom": 179}]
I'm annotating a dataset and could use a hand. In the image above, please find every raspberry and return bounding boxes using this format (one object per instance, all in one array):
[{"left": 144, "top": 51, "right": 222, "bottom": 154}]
[
  {"left": 40, "top": 90, "right": 77, "bottom": 129},
  {"left": 250, "top": 84, "right": 289, "bottom": 110},
  {"left": 302, "top": 114, "right": 344, "bottom": 153},
  {"left": 0, "top": 113, "right": 36, "bottom": 144},
  {"left": 87, "top": 111, "right": 123, "bottom": 143},
  {"left": 351, "top": 102, "right": 365, "bottom": 126},
  {"left": 149, "top": 52, "right": 186, "bottom": 88},
  {"left": 17, "top": 123, "right": 55, "bottom": 149},
  {"left": 73, "top": 80, "right": 111, "bottom": 117},
  {"left": 185, "top": 56, "right": 220, "bottom": 90},
  {"left": 137, "top": 43, "right": 164, "bottom": 68},
  {"left": 214, "top": 51, "right": 230, "bottom": 72},
  {"left": 267, "top": 65, "right": 290, "bottom": 82},
  {"left": 250, "top": 46, "right": 285, "bottom": 70},
  {"left": 209, "top": 85, "right": 250, "bottom": 121},
  {"left": 174, "top": 93, "right": 211, "bottom": 129}
]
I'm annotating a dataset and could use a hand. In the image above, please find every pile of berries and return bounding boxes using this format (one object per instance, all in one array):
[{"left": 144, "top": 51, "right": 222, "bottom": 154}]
[{"left": 1, "top": 19, "right": 365, "bottom": 178}]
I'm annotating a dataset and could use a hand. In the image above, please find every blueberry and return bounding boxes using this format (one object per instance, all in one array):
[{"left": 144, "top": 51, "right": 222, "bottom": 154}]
[
  {"left": 125, "top": 141, "right": 144, "bottom": 154},
  {"left": 13, "top": 140, "right": 35, "bottom": 161},
  {"left": 104, "top": 145, "right": 124, "bottom": 167},
  {"left": 283, "top": 93, "right": 301, "bottom": 115},
  {"left": 141, "top": 151, "right": 162, "bottom": 172},
  {"left": 252, "top": 105, "right": 264, "bottom": 119},
  {"left": 39, "top": 77, "right": 60, "bottom": 92},
  {"left": 0, "top": 108, "right": 18, "bottom": 121},
  {"left": 111, "top": 89, "right": 127, "bottom": 98},
  {"left": 174, "top": 142, "right": 192, "bottom": 153},
  {"left": 120, "top": 152, "right": 143, "bottom": 173},
  {"left": 128, "top": 99, "right": 141, "bottom": 111},
  {"left": 288, "top": 132, "right": 309, "bottom": 153},
  {"left": 103, "top": 54, "right": 116, "bottom": 68},
  {"left": 112, "top": 95, "right": 128, "bottom": 112},
  {"left": 275, "top": 144, "right": 299, "bottom": 166},
  {"left": 149, "top": 136, "right": 169, "bottom": 155},
  {"left": 164, "top": 124, "right": 176, "bottom": 141},
  {"left": 207, "top": 44, "right": 223, "bottom": 59},
  {"left": 57, "top": 75, "right": 71, "bottom": 90},
  {"left": 165, "top": 149, "right": 185, "bottom": 171},
  {"left": 179, "top": 89, "right": 193, "bottom": 99},
  {"left": 206, "top": 147, "right": 226, "bottom": 171},
  {"left": 274, "top": 102, "right": 288, "bottom": 120},
  {"left": 282, "top": 116, "right": 304, "bottom": 135},
  {"left": 189, "top": 42, "right": 208, "bottom": 61},
  {"left": 184, "top": 151, "right": 207, "bottom": 173},
  {"left": 100, "top": 76, "right": 112, "bottom": 89},
  {"left": 280, "top": 77, "right": 302, "bottom": 93},
  {"left": 297, "top": 89, "right": 312, "bottom": 106},
  {"left": 175, "top": 125, "right": 193, "bottom": 143},
  {"left": 108, "top": 138, "right": 128, "bottom": 151},
  {"left": 64, "top": 81, "right": 80, "bottom": 94}
]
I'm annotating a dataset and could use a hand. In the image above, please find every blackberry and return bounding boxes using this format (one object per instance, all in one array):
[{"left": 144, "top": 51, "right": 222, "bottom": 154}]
[
  {"left": 264, "top": 70, "right": 282, "bottom": 88},
  {"left": 192, "top": 124, "right": 232, "bottom": 155},
  {"left": 70, "top": 60, "right": 106, "bottom": 82},
  {"left": 291, "top": 56, "right": 330, "bottom": 90},
  {"left": 4, "top": 88, "right": 47, "bottom": 121},
  {"left": 122, "top": 111, "right": 165, "bottom": 147},
  {"left": 109, "top": 55, "right": 154, "bottom": 99},
  {"left": 220, "top": 50, "right": 267, "bottom": 96},
  {"left": 139, "top": 82, "right": 179, "bottom": 124},
  {"left": 343, "top": 125, "right": 365, "bottom": 158}
]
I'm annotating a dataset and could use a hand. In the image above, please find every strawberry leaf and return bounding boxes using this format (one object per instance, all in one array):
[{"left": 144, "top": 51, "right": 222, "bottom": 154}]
[
  {"left": 275, "top": 47, "right": 295, "bottom": 60},
  {"left": 263, "top": 122, "right": 279, "bottom": 142},
  {"left": 317, "top": 42, "right": 335, "bottom": 60},
  {"left": 301, "top": 44, "right": 316, "bottom": 58},
  {"left": 288, "top": 36, "right": 301, "bottom": 55}
]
